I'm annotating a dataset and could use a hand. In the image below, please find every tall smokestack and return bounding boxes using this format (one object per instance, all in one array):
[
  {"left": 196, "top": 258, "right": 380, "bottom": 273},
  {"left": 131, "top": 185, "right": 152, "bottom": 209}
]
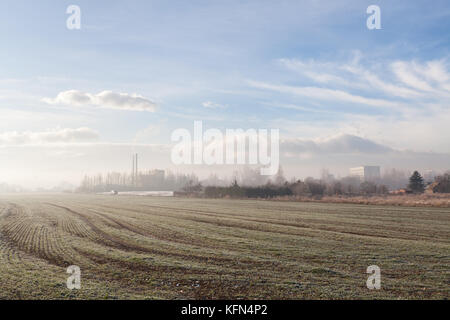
[
  {"left": 132, "top": 154, "right": 135, "bottom": 186},
  {"left": 135, "top": 153, "right": 138, "bottom": 186}
]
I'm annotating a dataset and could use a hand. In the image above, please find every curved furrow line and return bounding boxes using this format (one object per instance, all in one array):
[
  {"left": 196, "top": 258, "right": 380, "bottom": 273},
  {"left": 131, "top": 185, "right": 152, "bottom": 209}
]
[
  {"left": 0, "top": 204, "right": 26, "bottom": 264},
  {"left": 110, "top": 203, "right": 435, "bottom": 242},
  {"left": 85, "top": 204, "right": 267, "bottom": 249},
  {"left": 59, "top": 216, "right": 93, "bottom": 238},
  {"left": 46, "top": 203, "right": 272, "bottom": 268},
  {"left": 86, "top": 208, "right": 224, "bottom": 250},
  {"left": 112, "top": 202, "right": 450, "bottom": 242},
  {"left": 0, "top": 204, "right": 76, "bottom": 267}
]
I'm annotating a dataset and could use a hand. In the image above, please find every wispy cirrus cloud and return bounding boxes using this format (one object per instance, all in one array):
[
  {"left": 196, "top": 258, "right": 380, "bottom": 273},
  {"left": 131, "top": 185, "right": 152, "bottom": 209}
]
[
  {"left": 43, "top": 90, "right": 157, "bottom": 112},
  {"left": 277, "top": 56, "right": 450, "bottom": 101},
  {"left": 248, "top": 80, "right": 401, "bottom": 109},
  {"left": 258, "top": 55, "right": 450, "bottom": 154},
  {"left": 391, "top": 61, "right": 435, "bottom": 92},
  {"left": 391, "top": 60, "right": 450, "bottom": 96},
  {"left": 202, "top": 101, "right": 227, "bottom": 109}
]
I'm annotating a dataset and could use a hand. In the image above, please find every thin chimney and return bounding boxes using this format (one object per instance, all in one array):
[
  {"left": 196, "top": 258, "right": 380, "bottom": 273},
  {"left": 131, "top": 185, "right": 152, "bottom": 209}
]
[
  {"left": 132, "top": 154, "right": 135, "bottom": 186},
  {"left": 135, "top": 153, "right": 138, "bottom": 186}
]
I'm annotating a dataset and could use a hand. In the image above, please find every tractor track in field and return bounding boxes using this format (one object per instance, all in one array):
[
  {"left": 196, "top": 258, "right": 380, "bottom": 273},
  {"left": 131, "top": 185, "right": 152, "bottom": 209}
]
[
  {"left": 85, "top": 208, "right": 223, "bottom": 249},
  {"left": 45, "top": 203, "right": 279, "bottom": 269},
  {"left": 0, "top": 202, "right": 78, "bottom": 267},
  {"left": 98, "top": 203, "right": 435, "bottom": 242},
  {"left": 0, "top": 204, "right": 25, "bottom": 263},
  {"left": 0, "top": 194, "right": 447, "bottom": 299}
]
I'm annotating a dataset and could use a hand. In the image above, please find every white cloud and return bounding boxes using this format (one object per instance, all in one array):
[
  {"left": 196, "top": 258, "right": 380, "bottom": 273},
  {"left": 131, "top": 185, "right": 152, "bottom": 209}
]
[
  {"left": 413, "top": 60, "right": 450, "bottom": 84},
  {"left": 0, "top": 127, "right": 99, "bottom": 145},
  {"left": 391, "top": 61, "right": 435, "bottom": 92},
  {"left": 271, "top": 104, "right": 450, "bottom": 154},
  {"left": 279, "top": 57, "right": 423, "bottom": 99},
  {"left": 281, "top": 134, "right": 392, "bottom": 156},
  {"left": 363, "top": 72, "right": 421, "bottom": 98},
  {"left": 43, "top": 90, "right": 157, "bottom": 112},
  {"left": 261, "top": 56, "right": 450, "bottom": 153},
  {"left": 279, "top": 56, "right": 450, "bottom": 100},
  {"left": 279, "top": 58, "right": 352, "bottom": 86},
  {"left": 249, "top": 80, "right": 400, "bottom": 108},
  {"left": 202, "top": 101, "right": 227, "bottom": 109}
]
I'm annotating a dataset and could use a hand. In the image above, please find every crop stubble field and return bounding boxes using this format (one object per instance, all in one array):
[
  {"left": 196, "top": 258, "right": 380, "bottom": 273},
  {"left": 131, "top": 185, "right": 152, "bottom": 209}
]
[{"left": 0, "top": 194, "right": 448, "bottom": 299}]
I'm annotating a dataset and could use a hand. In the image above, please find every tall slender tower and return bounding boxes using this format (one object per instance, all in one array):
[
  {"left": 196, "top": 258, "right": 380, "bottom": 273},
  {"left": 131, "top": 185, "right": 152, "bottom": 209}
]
[
  {"left": 135, "top": 153, "right": 138, "bottom": 187},
  {"left": 131, "top": 153, "right": 136, "bottom": 186}
]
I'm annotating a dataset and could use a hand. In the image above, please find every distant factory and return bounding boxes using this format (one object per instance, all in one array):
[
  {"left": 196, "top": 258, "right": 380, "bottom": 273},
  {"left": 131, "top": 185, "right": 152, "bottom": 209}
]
[
  {"left": 349, "top": 166, "right": 381, "bottom": 181},
  {"left": 80, "top": 153, "right": 180, "bottom": 193},
  {"left": 131, "top": 153, "right": 165, "bottom": 188}
]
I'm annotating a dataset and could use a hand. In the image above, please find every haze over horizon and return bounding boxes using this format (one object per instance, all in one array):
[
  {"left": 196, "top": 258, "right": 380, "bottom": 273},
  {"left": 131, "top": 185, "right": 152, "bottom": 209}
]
[{"left": 1, "top": 0, "right": 450, "bottom": 188}]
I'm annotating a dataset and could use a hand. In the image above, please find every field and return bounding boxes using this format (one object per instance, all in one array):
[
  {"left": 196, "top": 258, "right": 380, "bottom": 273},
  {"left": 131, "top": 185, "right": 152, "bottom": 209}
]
[
  {"left": 285, "top": 193, "right": 450, "bottom": 208},
  {"left": 0, "top": 194, "right": 448, "bottom": 300}
]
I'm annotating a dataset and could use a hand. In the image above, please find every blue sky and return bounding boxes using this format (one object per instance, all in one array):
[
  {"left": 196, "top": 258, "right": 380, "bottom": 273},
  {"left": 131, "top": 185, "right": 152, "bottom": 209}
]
[{"left": 1, "top": 0, "right": 450, "bottom": 186}]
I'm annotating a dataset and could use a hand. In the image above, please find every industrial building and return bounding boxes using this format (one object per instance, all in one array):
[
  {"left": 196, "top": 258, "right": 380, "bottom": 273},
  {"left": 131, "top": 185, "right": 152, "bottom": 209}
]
[{"left": 349, "top": 166, "right": 381, "bottom": 181}]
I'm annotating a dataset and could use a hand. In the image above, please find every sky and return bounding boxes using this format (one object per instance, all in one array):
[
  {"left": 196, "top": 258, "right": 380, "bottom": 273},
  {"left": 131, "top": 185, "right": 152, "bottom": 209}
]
[{"left": 0, "top": 0, "right": 450, "bottom": 188}]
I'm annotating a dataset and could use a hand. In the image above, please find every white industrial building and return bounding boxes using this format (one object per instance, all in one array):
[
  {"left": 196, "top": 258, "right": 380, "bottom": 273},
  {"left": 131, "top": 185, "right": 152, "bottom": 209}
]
[{"left": 349, "top": 166, "right": 381, "bottom": 181}]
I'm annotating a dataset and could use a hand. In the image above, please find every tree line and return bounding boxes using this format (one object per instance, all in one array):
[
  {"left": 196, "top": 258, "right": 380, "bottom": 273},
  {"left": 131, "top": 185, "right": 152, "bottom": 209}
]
[
  {"left": 78, "top": 167, "right": 450, "bottom": 197},
  {"left": 78, "top": 170, "right": 199, "bottom": 193},
  {"left": 187, "top": 170, "right": 450, "bottom": 199}
]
